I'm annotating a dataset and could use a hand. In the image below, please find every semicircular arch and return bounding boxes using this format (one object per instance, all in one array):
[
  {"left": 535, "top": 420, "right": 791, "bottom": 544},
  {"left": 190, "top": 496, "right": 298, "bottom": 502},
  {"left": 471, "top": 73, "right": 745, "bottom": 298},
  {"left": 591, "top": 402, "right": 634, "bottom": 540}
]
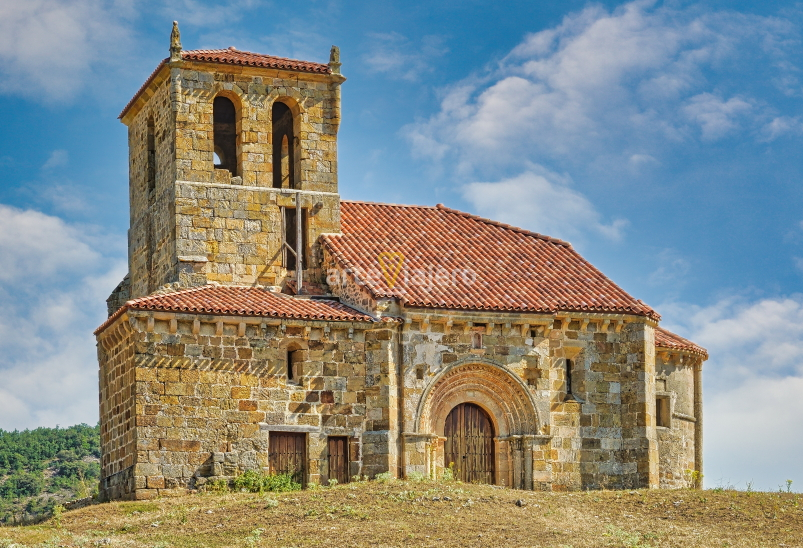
[{"left": 415, "top": 357, "right": 540, "bottom": 438}]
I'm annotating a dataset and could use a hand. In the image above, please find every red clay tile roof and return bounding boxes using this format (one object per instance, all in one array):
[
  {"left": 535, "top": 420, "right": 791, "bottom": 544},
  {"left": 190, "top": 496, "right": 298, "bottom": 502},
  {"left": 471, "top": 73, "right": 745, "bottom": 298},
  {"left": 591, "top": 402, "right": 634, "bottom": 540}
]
[
  {"left": 119, "top": 48, "right": 330, "bottom": 119},
  {"left": 655, "top": 327, "right": 708, "bottom": 359},
  {"left": 321, "top": 201, "right": 660, "bottom": 320},
  {"left": 183, "top": 47, "right": 330, "bottom": 73},
  {"left": 95, "top": 285, "right": 378, "bottom": 335}
]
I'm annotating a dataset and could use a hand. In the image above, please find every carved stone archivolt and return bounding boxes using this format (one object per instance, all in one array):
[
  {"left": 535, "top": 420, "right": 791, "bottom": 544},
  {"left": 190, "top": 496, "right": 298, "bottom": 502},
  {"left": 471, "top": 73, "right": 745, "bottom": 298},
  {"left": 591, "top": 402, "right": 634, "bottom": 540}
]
[{"left": 415, "top": 358, "right": 540, "bottom": 437}]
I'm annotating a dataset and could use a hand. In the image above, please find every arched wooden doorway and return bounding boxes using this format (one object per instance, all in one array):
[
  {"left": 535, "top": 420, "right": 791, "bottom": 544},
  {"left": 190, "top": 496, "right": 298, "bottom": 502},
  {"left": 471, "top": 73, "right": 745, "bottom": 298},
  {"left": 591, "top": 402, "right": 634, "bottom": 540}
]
[{"left": 444, "top": 403, "right": 495, "bottom": 484}]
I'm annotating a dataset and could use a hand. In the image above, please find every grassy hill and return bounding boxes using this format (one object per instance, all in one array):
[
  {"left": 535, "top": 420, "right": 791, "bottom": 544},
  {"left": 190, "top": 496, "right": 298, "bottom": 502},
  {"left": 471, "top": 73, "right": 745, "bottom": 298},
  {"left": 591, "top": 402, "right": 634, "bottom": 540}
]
[
  {"left": 1, "top": 477, "right": 801, "bottom": 547},
  {"left": 0, "top": 424, "right": 100, "bottom": 525}
]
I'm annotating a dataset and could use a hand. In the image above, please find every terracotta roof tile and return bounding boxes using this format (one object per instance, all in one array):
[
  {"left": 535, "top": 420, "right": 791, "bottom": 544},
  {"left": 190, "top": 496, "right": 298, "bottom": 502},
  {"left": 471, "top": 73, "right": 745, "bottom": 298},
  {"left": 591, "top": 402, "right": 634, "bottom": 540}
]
[
  {"left": 655, "top": 327, "right": 708, "bottom": 359},
  {"left": 119, "top": 48, "right": 330, "bottom": 119},
  {"left": 95, "top": 285, "right": 377, "bottom": 335},
  {"left": 322, "top": 201, "right": 660, "bottom": 320},
  {"left": 182, "top": 47, "right": 330, "bottom": 74}
]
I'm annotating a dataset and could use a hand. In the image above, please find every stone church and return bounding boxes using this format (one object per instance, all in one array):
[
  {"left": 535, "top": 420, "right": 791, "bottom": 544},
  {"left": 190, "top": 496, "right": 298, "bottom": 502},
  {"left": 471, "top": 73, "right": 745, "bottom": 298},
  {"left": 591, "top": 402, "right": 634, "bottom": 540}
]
[{"left": 95, "top": 23, "right": 707, "bottom": 501}]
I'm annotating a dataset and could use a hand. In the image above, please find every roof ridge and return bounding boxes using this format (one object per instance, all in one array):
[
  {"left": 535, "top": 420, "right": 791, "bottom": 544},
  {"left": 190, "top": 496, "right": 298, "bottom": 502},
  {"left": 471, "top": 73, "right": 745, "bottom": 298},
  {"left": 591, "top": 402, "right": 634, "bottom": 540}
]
[
  {"left": 433, "top": 203, "right": 573, "bottom": 248},
  {"left": 185, "top": 47, "right": 326, "bottom": 66},
  {"left": 340, "top": 199, "right": 437, "bottom": 209}
]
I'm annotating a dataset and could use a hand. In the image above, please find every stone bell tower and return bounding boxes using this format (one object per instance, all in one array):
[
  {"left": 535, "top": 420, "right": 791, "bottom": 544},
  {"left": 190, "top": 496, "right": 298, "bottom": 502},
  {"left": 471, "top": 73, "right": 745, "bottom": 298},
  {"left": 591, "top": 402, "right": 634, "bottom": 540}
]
[{"left": 112, "top": 22, "right": 345, "bottom": 306}]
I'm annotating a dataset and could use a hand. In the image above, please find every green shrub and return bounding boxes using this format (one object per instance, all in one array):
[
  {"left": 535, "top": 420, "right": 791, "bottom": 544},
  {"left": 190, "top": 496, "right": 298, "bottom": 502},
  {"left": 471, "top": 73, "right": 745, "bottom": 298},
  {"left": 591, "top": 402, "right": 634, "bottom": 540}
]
[
  {"left": 232, "top": 470, "right": 301, "bottom": 493},
  {"left": 374, "top": 472, "right": 393, "bottom": 483}
]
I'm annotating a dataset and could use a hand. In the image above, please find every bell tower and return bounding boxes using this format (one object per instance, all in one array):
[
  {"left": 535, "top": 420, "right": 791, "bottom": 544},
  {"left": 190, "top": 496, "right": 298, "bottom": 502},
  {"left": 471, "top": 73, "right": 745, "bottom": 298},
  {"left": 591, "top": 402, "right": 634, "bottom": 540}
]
[{"left": 114, "top": 22, "right": 345, "bottom": 304}]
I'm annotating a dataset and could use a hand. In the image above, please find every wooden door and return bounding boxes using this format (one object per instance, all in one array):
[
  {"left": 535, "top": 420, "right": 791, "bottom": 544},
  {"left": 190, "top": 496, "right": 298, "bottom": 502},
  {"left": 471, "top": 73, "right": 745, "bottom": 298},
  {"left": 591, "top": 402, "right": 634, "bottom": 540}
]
[
  {"left": 269, "top": 432, "right": 306, "bottom": 486},
  {"left": 328, "top": 436, "right": 349, "bottom": 484},
  {"left": 444, "top": 403, "right": 495, "bottom": 484}
]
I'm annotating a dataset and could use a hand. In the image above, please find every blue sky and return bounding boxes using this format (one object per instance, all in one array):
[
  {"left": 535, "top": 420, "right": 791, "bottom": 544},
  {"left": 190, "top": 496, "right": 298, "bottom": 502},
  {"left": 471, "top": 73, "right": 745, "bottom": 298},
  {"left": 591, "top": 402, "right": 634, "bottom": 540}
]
[{"left": 1, "top": 0, "right": 802, "bottom": 491}]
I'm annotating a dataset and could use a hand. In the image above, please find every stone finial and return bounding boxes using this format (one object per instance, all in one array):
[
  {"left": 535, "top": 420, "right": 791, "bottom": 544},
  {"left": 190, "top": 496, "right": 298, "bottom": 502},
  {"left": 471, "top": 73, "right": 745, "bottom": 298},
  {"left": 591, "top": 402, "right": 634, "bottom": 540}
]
[
  {"left": 329, "top": 45, "right": 341, "bottom": 74},
  {"left": 170, "top": 21, "right": 182, "bottom": 63}
]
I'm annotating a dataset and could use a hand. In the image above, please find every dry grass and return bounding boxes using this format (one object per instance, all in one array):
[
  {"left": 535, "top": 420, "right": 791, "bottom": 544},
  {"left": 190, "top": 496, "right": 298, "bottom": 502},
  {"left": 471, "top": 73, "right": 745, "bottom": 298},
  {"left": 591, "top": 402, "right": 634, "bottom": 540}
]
[{"left": 0, "top": 479, "right": 801, "bottom": 547}]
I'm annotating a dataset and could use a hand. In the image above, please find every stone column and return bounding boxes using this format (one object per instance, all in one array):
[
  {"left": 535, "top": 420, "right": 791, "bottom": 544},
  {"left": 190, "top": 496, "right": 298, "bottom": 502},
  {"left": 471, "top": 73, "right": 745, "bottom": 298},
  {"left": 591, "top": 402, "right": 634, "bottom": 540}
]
[
  {"left": 693, "top": 359, "right": 704, "bottom": 488},
  {"left": 523, "top": 435, "right": 535, "bottom": 491}
]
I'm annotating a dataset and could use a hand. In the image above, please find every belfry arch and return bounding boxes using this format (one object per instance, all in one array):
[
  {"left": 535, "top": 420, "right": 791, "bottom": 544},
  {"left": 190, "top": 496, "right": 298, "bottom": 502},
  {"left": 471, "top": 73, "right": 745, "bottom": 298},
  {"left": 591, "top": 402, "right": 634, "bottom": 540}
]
[{"left": 410, "top": 359, "right": 544, "bottom": 489}]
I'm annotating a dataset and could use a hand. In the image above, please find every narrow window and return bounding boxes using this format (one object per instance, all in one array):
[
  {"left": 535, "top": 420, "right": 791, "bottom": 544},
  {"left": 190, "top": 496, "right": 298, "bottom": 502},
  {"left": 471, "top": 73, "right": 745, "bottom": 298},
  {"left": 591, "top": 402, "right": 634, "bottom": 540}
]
[
  {"left": 656, "top": 396, "right": 671, "bottom": 427},
  {"left": 565, "top": 359, "right": 573, "bottom": 397},
  {"left": 213, "top": 96, "right": 237, "bottom": 175},
  {"left": 287, "top": 349, "right": 301, "bottom": 382},
  {"left": 282, "top": 207, "right": 307, "bottom": 270},
  {"left": 272, "top": 101, "right": 295, "bottom": 189},
  {"left": 146, "top": 117, "right": 156, "bottom": 195}
]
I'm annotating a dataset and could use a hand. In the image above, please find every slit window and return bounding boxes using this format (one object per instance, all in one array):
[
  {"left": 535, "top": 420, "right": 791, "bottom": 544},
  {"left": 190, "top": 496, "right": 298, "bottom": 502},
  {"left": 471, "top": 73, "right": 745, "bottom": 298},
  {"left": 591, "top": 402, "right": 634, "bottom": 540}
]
[
  {"left": 272, "top": 101, "right": 295, "bottom": 189},
  {"left": 565, "top": 359, "right": 574, "bottom": 397},
  {"left": 656, "top": 396, "right": 671, "bottom": 428},
  {"left": 213, "top": 96, "right": 237, "bottom": 174},
  {"left": 282, "top": 207, "right": 308, "bottom": 270},
  {"left": 146, "top": 117, "right": 156, "bottom": 194}
]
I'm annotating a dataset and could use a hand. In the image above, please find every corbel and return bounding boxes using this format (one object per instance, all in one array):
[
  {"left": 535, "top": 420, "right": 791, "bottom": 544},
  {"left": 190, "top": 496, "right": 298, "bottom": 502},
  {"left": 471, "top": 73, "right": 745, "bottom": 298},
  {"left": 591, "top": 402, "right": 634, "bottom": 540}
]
[
  {"left": 147, "top": 316, "right": 155, "bottom": 333},
  {"left": 348, "top": 327, "right": 354, "bottom": 339},
  {"left": 304, "top": 326, "right": 311, "bottom": 338},
  {"left": 581, "top": 319, "right": 589, "bottom": 332},
  {"left": 659, "top": 351, "right": 670, "bottom": 364},
  {"left": 169, "top": 318, "right": 178, "bottom": 334},
  {"left": 192, "top": 319, "right": 200, "bottom": 335},
  {"left": 323, "top": 325, "right": 331, "bottom": 340},
  {"left": 520, "top": 323, "right": 530, "bottom": 337},
  {"left": 216, "top": 321, "right": 224, "bottom": 336},
  {"left": 464, "top": 321, "right": 473, "bottom": 335},
  {"left": 601, "top": 319, "right": 610, "bottom": 333},
  {"left": 280, "top": 323, "right": 287, "bottom": 334},
  {"left": 238, "top": 322, "right": 246, "bottom": 337},
  {"left": 445, "top": 319, "right": 453, "bottom": 334},
  {"left": 614, "top": 320, "right": 625, "bottom": 333},
  {"left": 486, "top": 322, "right": 495, "bottom": 335},
  {"left": 422, "top": 316, "right": 430, "bottom": 333}
]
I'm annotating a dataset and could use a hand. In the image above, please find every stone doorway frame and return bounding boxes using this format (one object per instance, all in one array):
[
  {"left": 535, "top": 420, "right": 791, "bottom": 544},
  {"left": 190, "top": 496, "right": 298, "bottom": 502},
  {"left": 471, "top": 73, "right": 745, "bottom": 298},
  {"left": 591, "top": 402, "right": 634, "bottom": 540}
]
[{"left": 410, "top": 357, "right": 543, "bottom": 489}]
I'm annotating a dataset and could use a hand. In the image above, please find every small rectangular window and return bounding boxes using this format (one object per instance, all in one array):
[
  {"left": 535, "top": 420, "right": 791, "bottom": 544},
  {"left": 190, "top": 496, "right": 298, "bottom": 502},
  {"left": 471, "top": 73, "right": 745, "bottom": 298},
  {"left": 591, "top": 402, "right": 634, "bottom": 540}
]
[
  {"left": 287, "top": 349, "right": 302, "bottom": 382},
  {"left": 656, "top": 396, "right": 671, "bottom": 427}
]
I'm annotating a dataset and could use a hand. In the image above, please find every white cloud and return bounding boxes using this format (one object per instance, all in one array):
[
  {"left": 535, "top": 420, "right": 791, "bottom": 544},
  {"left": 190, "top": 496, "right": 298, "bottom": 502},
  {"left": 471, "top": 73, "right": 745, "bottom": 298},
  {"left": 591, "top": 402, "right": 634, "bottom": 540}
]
[
  {"left": 0, "top": 204, "right": 99, "bottom": 282},
  {"left": 42, "top": 149, "right": 69, "bottom": 170},
  {"left": 682, "top": 93, "right": 753, "bottom": 141},
  {"left": 0, "top": 204, "right": 125, "bottom": 430},
  {"left": 462, "top": 169, "right": 627, "bottom": 243},
  {"left": 363, "top": 32, "right": 448, "bottom": 81},
  {"left": 660, "top": 294, "right": 803, "bottom": 490},
  {"left": 405, "top": 1, "right": 800, "bottom": 177},
  {"left": 760, "top": 115, "right": 803, "bottom": 142},
  {"left": 0, "top": 0, "right": 135, "bottom": 102}
]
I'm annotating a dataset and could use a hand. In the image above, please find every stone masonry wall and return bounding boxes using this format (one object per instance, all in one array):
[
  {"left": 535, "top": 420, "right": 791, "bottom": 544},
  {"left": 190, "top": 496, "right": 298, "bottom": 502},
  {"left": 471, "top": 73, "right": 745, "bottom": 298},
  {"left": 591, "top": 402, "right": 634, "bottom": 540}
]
[
  {"left": 399, "top": 311, "right": 659, "bottom": 491},
  {"left": 174, "top": 182, "right": 340, "bottom": 288},
  {"left": 97, "top": 320, "right": 138, "bottom": 501},
  {"left": 100, "top": 309, "right": 398, "bottom": 499},
  {"left": 128, "top": 76, "right": 178, "bottom": 299},
  {"left": 656, "top": 355, "right": 697, "bottom": 488}
]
